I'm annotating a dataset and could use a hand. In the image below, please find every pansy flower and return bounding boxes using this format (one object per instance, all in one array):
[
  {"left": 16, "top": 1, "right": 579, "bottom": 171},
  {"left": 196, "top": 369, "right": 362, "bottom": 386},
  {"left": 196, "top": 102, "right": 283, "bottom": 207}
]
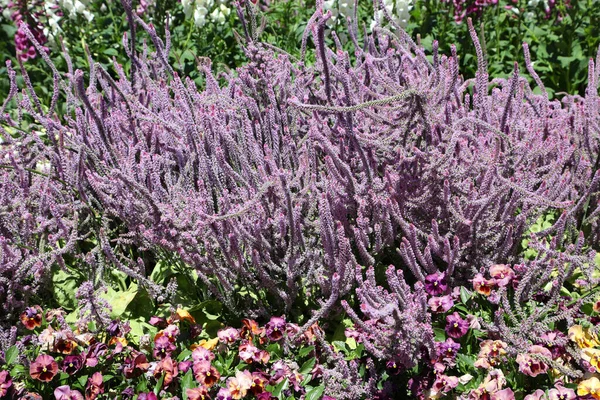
[
  {"left": 436, "top": 338, "right": 461, "bottom": 364},
  {"left": 193, "top": 360, "right": 220, "bottom": 387},
  {"left": 577, "top": 377, "right": 600, "bottom": 399},
  {"left": 428, "top": 295, "right": 454, "bottom": 313},
  {"left": 153, "top": 335, "right": 176, "bottom": 359},
  {"left": 20, "top": 306, "right": 43, "bottom": 330},
  {"left": 162, "top": 324, "right": 180, "bottom": 342},
  {"left": 54, "top": 330, "right": 78, "bottom": 354},
  {"left": 178, "top": 360, "right": 192, "bottom": 373},
  {"left": 489, "top": 264, "right": 515, "bottom": 287},
  {"left": 569, "top": 325, "right": 600, "bottom": 348},
  {"left": 215, "top": 388, "right": 233, "bottom": 400},
  {"left": 583, "top": 348, "right": 600, "bottom": 373},
  {"left": 218, "top": 327, "right": 240, "bottom": 344},
  {"left": 149, "top": 316, "right": 168, "bottom": 329},
  {"left": 516, "top": 345, "right": 552, "bottom": 377},
  {"left": 191, "top": 346, "right": 215, "bottom": 363},
  {"left": 265, "top": 316, "right": 286, "bottom": 341},
  {"left": 474, "top": 340, "right": 507, "bottom": 369},
  {"left": 240, "top": 318, "right": 264, "bottom": 339},
  {"left": 61, "top": 355, "right": 83, "bottom": 375},
  {"left": 445, "top": 312, "right": 469, "bottom": 338},
  {"left": 473, "top": 273, "right": 496, "bottom": 296},
  {"left": 187, "top": 387, "right": 210, "bottom": 400},
  {"left": 84, "top": 372, "right": 104, "bottom": 400},
  {"left": 227, "top": 370, "right": 253, "bottom": 399},
  {"left": 106, "top": 320, "right": 121, "bottom": 337},
  {"left": 425, "top": 272, "right": 448, "bottom": 296},
  {"left": 22, "top": 393, "right": 43, "bottom": 400},
  {"left": 249, "top": 371, "right": 269, "bottom": 395},
  {"left": 30, "top": 354, "right": 58, "bottom": 382},
  {"left": 548, "top": 384, "right": 576, "bottom": 400},
  {"left": 175, "top": 308, "right": 196, "bottom": 324},
  {"left": 137, "top": 394, "right": 158, "bottom": 400},
  {"left": 430, "top": 374, "right": 458, "bottom": 397},
  {"left": 539, "top": 331, "right": 567, "bottom": 359},
  {"left": 123, "top": 352, "right": 150, "bottom": 378},
  {"left": 83, "top": 342, "right": 108, "bottom": 368},
  {"left": 0, "top": 371, "right": 12, "bottom": 397},
  {"left": 493, "top": 388, "right": 516, "bottom": 400},
  {"left": 154, "top": 356, "right": 178, "bottom": 387},
  {"left": 54, "top": 385, "right": 84, "bottom": 400},
  {"left": 524, "top": 389, "right": 545, "bottom": 400}
]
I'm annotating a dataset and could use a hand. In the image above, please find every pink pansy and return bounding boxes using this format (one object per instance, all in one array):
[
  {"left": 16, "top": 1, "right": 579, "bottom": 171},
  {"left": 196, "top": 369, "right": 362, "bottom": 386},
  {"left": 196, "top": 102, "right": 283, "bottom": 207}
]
[
  {"left": 489, "top": 264, "right": 515, "bottom": 287},
  {"left": 524, "top": 389, "right": 546, "bottom": 400},
  {"left": 516, "top": 345, "right": 552, "bottom": 377},
  {"left": 548, "top": 385, "right": 576, "bottom": 400}
]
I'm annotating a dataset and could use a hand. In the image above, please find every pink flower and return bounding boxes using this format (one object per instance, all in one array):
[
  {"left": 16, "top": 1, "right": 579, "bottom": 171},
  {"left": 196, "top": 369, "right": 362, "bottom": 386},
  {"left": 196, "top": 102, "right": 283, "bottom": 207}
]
[
  {"left": 85, "top": 372, "right": 104, "bottom": 400},
  {"left": 54, "top": 385, "right": 84, "bottom": 400},
  {"left": 492, "top": 388, "right": 516, "bottom": 400},
  {"left": 489, "top": 264, "right": 515, "bottom": 287},
  {"left": 29, "top": 354, "right": 58, "bottom": 382},
  {"left": 265, "top": 316, "right": 286, "bottom": 341},
  {"left": 516, "top": 345, "right": 552, "bottom": 377},
  {"left": 191, "top": 346, "right": 215, "bottom": 363},
  {"left": 472, "top": 273, "right": 496, "bottom": 296},
  {"left": 524, "top": 389, "right": 546, "bottom": 400},
  {"left": 0, "top": 371, "right": 12, "bottom": 397},
  {"left": 218, "top": 327, "right": 240, "bottom": 344},
  {"left": 445, "top": 312, "right": 469, "bottom": 338},
  {"left": 192, "top": 360, "right": 220, "bottom": 387},
  {"left": 548, "top": 385, "right": 576, "bottom": 400},
  {"left": 430, "top": 374, "right": 459, "bottom": 396},
  {"left": 428, "top": 295, "right": 454, "bottom": 313}
]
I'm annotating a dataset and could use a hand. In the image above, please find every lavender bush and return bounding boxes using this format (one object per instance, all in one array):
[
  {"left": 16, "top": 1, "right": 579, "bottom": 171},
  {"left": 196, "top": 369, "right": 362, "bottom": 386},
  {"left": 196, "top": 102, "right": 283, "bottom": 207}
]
[{"left": 1, "top": 0, "right": 599, "bottom": 380}]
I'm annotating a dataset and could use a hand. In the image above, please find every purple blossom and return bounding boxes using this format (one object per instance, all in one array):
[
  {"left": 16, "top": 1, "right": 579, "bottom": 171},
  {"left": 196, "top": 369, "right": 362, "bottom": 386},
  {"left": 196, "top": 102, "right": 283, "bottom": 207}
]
[
  {"left": 428, "top": 295, "right": 454, "bottom": 313},
  {"left": 424, "top": 272, "right": 448, "bottom": 296},
  {"left": 265, "top": 316, "right": 286, "bottom": 341},
  {"left": 153, "top": 335, "right": 176, "bottom": 359},
  {"left": 61, "top": 355, "right": 83, "bottom": 375},
  {"left": 445, "top": 312, "right": 469, "bottom": 339},
  {"left": 436, "top": 338, "right": 461, "bottom": 364}
]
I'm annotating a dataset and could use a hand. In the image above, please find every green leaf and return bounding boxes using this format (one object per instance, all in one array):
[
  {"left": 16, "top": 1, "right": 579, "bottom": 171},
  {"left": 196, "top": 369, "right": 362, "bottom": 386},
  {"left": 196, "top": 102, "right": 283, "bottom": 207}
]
[
  {"left": 434, "top": 327, "right": 446, "bottom": 342},
  {"left": 10, "top": 364, "right": 25, "bottom": 378},
  {"left": 52, "top": 267, "right": 82, "bottom": 310},
  {"left": 100, "top": 283, "right": 138, "bottom": 318},
  {"left": 298, "top": 345, "right": 315, "bottom": 358},
  {"left": 460, "top": 286, "right": 472, "bottom": 304},
  {"left": 154, "top": 372, "right": 165, "bottom": 395},
  {"left": 299, "top": 357, "right": 316, "bottom": 375},
  {"left": 4, "top": 345, "right": 18, "bottom": 365},
  {"left": 103, "top": 48, "right": 119, "bottom": 56},
  {"left": 305, "top": 385, "right": 325, "bottom": 400},
  {"left": 181, "top": 370, "right": 196, "bottom": 400},
  {"left": 269, "top": 378, "right": 289, "bottom": 399}
]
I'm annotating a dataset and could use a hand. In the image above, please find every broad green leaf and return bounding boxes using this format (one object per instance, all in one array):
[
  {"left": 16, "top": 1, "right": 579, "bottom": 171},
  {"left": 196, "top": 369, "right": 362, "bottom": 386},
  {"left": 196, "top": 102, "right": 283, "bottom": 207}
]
[
  {"left": 305, "top": 385, "right": 325, "bottom": 400},
  {"left": 298, "top": 345, "right": 315, "bottom": 358},
  {"left": 52, "top": 267, "right": 82, "bottom": 310},
  {"left": 4, "top": 346, "right": 18, "bottom": 365},
  {"left": 100, "top": 283, "right": 138, "bottom": 318},
  {"left": 299, "top": 357, "right": 316, "bottom": 375}
]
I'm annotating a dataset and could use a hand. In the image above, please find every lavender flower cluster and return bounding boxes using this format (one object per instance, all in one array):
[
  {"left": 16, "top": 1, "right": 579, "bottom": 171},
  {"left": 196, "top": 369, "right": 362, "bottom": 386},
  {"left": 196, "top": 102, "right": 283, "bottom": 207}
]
[{"left": 1, "top": 0, "right": 599, "bottom": 376}]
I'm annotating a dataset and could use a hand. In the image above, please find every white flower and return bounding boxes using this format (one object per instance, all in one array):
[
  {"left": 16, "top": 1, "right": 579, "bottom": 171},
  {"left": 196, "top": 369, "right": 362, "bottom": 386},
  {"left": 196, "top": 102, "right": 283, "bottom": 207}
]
[{"left": 193, "top": 6, "right": 208, "bottom": 27}]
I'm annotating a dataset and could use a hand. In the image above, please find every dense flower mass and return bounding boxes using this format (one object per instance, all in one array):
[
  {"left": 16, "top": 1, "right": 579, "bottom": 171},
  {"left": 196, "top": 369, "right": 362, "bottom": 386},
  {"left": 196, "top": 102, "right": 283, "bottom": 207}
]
[{"left": 0, "top": 0, "right": 600, "bottom": 398}]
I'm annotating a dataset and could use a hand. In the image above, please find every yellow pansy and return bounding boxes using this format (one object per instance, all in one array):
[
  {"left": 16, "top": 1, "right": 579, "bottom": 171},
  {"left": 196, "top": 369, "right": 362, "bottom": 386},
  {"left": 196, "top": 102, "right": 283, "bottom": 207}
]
[
  {"left": 578, "top": 376, "right": 600, "bottom": 399},
  {"left": 196, "top": 337, "right": 219, "bottom": 350},
  {"left": 583, "top": 348, "right": 600, "bottom": 373},
  {"left": 176, "top": 308, "right": 196, "bottom": 324},
  {"left": 568, "top": 325, "right": 600, "bottom": 348}
]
